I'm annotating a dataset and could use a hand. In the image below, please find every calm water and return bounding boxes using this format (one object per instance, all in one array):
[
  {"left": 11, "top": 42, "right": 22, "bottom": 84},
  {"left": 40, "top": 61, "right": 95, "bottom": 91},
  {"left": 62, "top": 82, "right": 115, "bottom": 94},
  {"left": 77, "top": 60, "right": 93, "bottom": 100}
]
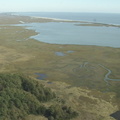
[
  {"left": 35, "top": 73, "right": 47, "bottom": 80},
  {"left": 14, "top": 12, "right": 120, "bottom": 48}
]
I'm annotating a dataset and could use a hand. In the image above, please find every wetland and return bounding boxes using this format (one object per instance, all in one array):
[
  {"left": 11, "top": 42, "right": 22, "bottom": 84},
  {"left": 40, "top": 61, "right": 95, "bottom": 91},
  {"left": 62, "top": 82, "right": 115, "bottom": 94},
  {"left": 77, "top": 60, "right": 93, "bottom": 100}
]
[{"left": 0, "top": 14, "right": 120, "bottom": 120}]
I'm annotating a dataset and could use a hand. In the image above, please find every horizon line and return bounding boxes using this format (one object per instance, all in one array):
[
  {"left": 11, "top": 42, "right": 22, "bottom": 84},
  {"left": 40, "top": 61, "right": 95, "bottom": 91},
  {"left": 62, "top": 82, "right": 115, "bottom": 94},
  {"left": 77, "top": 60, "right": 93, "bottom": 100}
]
[{"left": 1, "top": 11, "right": 120, "bottom": 14}]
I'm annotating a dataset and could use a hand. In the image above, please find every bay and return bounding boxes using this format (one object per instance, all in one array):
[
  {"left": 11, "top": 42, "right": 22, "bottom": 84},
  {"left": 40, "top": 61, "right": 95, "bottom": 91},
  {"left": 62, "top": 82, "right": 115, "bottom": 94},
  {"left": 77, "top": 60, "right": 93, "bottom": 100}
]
[
  {"left": 13, "top": 12, "right": 120, "bottom": 48},
  {"left": 17, "top": 22, "right": 120, "bottom": 48}
]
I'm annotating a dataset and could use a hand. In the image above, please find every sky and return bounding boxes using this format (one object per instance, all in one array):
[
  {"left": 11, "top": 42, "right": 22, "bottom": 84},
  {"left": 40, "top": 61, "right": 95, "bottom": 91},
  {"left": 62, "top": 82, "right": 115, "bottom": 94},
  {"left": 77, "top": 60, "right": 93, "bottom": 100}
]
[{"left": 0, "top": 0, "right": 120, "bottom": 13}]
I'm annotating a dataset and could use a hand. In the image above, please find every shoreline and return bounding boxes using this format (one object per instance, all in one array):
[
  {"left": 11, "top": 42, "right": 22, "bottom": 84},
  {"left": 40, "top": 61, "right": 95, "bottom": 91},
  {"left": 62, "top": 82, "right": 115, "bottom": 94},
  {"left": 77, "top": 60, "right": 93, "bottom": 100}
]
[
  {"left": 31, "top": 16, "right": 120, "bottom": 28},
  {"left": 0, "top": 14, "right": 120, "bottom": 120},
  {"left": 13, "top": 13, "right": 120, "bottom": 28},
  {"left": 1, "top": 13, "right": 120, "bottom": 28},
  {"left": 0, "top": 13, "right": 83, "bottom": 24},
  {"left": 75, "top": 22, "right": 120, "bottom": 28},
  {"left": 0, "top": 14, "right": 117, "bottom": 48},
  {"left": 30, "top": 16, "right": 83, "bottom": 22},
  {"left": 20, "top": 15, "right": 120, "bottom": 28}
]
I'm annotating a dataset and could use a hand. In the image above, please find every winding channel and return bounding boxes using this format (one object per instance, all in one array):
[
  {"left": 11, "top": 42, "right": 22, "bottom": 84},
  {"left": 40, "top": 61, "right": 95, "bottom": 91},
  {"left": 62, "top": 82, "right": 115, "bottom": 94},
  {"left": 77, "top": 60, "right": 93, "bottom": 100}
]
[
  {"left": 98, "top": 64, "right": 120, "bottom": 85},
  {"left": 74, "top": 62, "right": 120, "bottom": 84}
]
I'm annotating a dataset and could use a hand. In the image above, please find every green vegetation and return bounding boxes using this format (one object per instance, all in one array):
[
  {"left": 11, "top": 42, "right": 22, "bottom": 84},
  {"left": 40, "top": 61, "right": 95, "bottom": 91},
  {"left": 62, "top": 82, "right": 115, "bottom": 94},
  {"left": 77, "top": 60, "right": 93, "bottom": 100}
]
[
  {"left": 0, "top": 14, "right": 120, "bottom": 120},
  {"left": 45, "top": 105, "right": 78, "bottom": 120},
  {"left": 0, "top": 73, "right": 78, "bottom": 120},
  {"left": 109, "top": 83, "right": 120, "bottom": 109}
]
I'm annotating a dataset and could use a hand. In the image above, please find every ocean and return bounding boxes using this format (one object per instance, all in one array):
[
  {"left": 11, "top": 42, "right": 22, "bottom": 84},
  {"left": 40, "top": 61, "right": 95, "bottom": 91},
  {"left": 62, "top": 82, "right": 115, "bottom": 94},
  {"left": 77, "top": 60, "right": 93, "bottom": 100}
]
[
  {"left": 13, "top": 12, "right": 120, "bottom": 48},
  {"left": 13, "top": 12, "right": 120, "bottom": 24}
]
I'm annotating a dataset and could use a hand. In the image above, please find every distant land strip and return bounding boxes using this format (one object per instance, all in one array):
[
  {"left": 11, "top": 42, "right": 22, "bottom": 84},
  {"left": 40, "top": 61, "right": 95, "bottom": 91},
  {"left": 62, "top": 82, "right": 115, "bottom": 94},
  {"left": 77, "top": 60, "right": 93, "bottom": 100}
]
[{"left": 75, "top": 22, "right": 120, "bottom": 28}]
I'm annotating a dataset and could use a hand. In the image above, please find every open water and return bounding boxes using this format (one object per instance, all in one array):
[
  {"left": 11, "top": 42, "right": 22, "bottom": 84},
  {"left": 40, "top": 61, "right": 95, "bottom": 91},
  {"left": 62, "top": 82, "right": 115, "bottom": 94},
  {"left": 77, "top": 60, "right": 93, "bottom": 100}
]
[{"left": 13, "top": 12, "right": 120, "bottom": 48}]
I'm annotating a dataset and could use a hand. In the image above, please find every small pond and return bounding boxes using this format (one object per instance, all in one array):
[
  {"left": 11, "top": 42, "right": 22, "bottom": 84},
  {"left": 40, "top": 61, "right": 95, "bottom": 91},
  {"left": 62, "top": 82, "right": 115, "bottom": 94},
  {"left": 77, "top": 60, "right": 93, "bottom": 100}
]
[{"left": 35, "top": 73, "right": 47, "bottom": 80}]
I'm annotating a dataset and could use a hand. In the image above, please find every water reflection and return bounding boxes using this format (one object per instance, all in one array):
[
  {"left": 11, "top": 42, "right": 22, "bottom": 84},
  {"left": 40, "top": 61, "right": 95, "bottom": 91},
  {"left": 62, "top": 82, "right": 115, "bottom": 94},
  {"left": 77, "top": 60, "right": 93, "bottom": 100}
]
[{"left": 35, "top": 73, "right": 47, "bottom": 80}]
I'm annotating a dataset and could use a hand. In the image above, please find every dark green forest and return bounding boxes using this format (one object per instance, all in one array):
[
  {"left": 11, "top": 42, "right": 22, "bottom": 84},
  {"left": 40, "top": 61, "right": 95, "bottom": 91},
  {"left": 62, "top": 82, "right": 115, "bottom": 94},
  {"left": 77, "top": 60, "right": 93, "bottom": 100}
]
[{"left": 0, "top": 73, "right": 78, "bottom": 120}]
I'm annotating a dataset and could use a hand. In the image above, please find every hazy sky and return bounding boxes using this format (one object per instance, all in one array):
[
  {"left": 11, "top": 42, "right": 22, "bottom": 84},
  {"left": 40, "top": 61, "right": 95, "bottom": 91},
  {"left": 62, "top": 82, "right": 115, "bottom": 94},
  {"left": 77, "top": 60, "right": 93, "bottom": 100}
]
[{"left": 0, "top": 0, "right": 120, "bottom": 13}]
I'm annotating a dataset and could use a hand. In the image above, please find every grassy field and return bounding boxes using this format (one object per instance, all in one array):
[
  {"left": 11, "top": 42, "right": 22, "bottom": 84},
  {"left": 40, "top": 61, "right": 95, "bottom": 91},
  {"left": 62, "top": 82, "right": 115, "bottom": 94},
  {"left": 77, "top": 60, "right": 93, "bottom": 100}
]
[{"left": 0, "top": 14, "right": 120, "bottom": 120}]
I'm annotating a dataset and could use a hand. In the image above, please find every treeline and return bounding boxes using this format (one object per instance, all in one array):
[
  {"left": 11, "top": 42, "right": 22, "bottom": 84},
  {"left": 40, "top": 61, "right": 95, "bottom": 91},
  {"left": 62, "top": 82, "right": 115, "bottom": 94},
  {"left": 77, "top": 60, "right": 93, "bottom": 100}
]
[{"left": 0, "top": 73, "right": 78, "bottom": 120}]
